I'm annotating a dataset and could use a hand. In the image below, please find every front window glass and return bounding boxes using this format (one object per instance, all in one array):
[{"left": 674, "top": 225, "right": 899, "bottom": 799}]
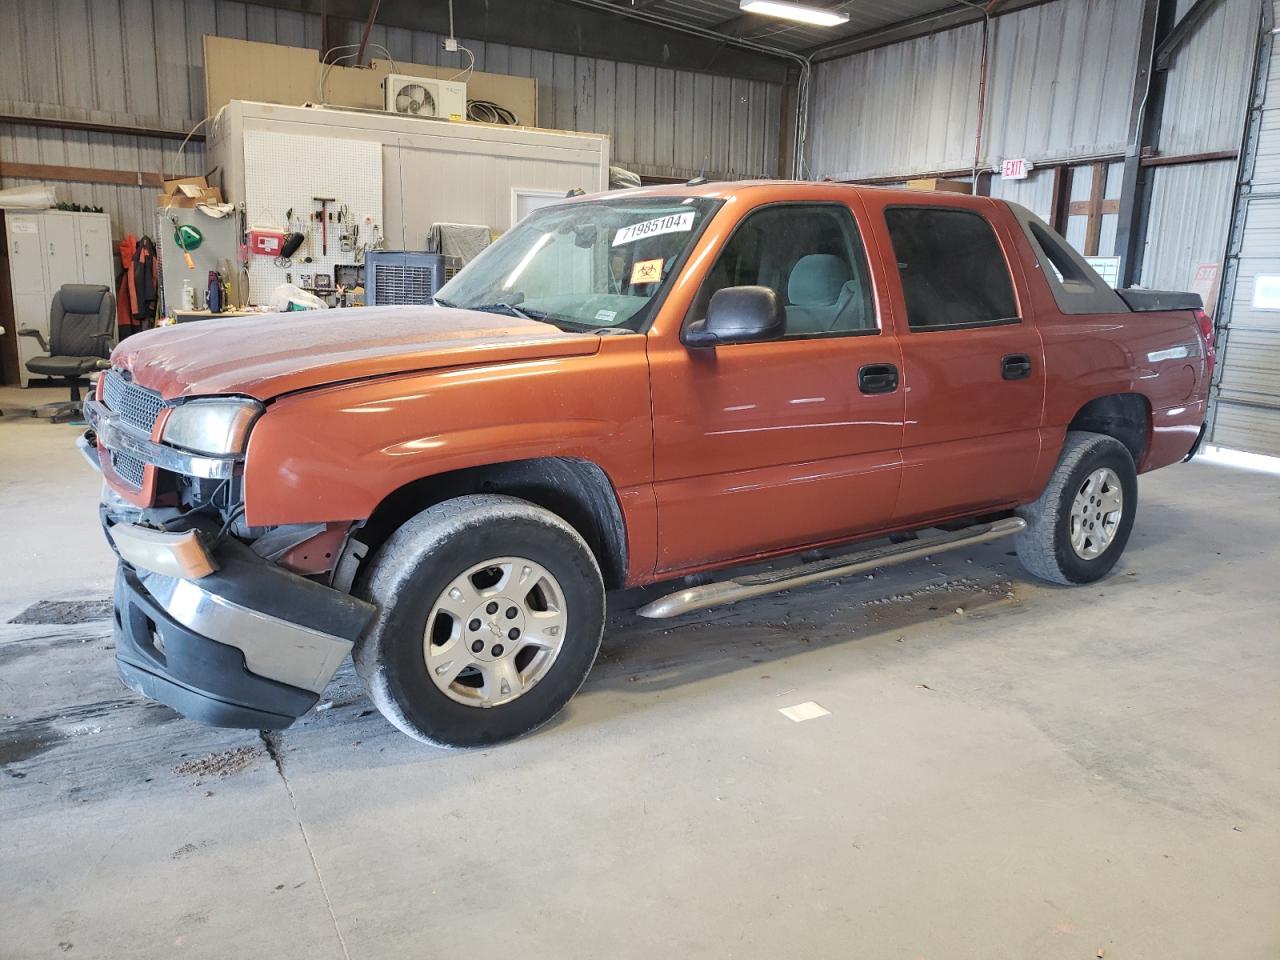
[
  {"left": 436, "top": 197, "right": 721, "bottom": 331},
  {"left": 695, "top": 203, "right": 876, "bottom": 337}
]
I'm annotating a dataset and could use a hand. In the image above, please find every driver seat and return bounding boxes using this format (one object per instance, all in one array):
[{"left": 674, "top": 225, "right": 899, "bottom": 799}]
[{"left": 785, "top": 254, "right": 862, "bottom": 335}]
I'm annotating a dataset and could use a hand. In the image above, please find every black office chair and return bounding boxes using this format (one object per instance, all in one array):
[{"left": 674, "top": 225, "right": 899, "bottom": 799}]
[{"left": 20, "top": 284, "right": 116, "bottom": 423}]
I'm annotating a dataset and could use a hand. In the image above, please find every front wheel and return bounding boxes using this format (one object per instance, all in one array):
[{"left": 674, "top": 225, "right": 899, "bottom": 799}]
[
  {"left": 354, "top": 495, "right": 605, "bottom": 747},
  {"left": 1015, "top": 431, "right": 1138, "bottom": 585}
]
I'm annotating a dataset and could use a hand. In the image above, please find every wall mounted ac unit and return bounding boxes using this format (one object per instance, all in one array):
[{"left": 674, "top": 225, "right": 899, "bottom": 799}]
[
  {"left": 365, "top": 251, "right": 447, "bottom": 305},
  {"left": 384, "top": 75, "right": 467, "bottom": 119}
]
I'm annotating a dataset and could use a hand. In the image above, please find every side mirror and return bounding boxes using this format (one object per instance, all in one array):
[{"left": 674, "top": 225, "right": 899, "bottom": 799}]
[{"left": 684, "top": 285, "right": 785, "bottom": 347}]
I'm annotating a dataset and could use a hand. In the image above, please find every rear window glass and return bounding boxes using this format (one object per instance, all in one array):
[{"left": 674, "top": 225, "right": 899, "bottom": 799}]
[{"left": 884, "top": 207, "right": 1019, "bottom": 330}]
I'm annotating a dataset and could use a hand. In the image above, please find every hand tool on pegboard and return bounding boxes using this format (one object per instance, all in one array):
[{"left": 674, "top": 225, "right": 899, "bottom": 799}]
[{"left": 313, "top": 197, "right": 335, "bottom": 256}]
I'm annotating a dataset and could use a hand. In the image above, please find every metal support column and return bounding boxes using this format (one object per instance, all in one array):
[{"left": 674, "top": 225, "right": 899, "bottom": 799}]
[{"left": 1115, "top": 0, "right": 1176, "bottom": 288}]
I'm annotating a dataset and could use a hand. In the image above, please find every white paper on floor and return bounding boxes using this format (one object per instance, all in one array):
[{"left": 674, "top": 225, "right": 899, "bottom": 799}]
[{"left": 779, "top": 701, "right": 831, "bottom": 723}]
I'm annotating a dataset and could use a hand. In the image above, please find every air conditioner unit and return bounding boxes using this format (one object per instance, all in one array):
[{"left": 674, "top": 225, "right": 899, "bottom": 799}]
[
  {"left": 384, "top": 75, "right": 468, "bottom": 120},
  {"left": 365, "top": 251, "right": 447, "bottom": 305}
]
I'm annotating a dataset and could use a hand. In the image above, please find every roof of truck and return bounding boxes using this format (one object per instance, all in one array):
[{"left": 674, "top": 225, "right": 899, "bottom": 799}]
[{"left": 584, "top": 179, "right": 995, "bottom": 206}]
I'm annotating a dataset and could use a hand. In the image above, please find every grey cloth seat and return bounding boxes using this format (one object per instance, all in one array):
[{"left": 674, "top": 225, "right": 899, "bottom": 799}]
[
  {"left": 20, "top": 284, "right": 115, "bottom": 422},
  {"left": 784, "top": 254, "right": 864, "bottom": 335}
]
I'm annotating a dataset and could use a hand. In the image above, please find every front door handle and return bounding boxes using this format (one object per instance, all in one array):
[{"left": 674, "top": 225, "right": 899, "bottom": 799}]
[
  {"left": 858, "top": 362, "right": 899, "bottom": 394},
  {"left": 1002, "top": 354, "right": 1033, "bottom": 380}
]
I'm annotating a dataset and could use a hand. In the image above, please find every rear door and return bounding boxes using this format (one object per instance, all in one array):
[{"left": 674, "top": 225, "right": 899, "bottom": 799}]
[
  {"left": 648, "top": 197, "right": 905, "bottom": 574},
  {"left": 867, "top": 198, "right": 1046, "bottom": 524}
]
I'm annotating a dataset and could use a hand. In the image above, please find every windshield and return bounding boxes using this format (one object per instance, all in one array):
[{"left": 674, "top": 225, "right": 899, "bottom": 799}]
[{"left": 435, "top": 196, "right": 721, "bottom": 331}]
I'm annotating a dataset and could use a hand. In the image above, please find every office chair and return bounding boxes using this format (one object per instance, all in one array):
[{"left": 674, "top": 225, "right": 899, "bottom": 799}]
[{"left": 19, "top": 284, "right": 116, "bottom": 423}]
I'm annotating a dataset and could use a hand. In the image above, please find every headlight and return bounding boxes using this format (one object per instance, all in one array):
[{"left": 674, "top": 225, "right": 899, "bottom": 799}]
[{"left": 161, "top": 398, "right": 263, "bottom": 456}]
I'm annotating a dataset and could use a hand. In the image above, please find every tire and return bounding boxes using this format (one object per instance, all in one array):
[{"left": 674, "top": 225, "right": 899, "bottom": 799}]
[
  {"left": 353, "top": 494, "right": 605, "bottom": 748},
  {"left": 1015, "top": 431, "right": 1138, "bottom": 586}
]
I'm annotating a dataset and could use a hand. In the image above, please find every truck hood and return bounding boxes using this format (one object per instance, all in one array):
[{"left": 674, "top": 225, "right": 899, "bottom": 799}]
[{"left": 113, "top": 305, "right": 602, "bottom": 401}]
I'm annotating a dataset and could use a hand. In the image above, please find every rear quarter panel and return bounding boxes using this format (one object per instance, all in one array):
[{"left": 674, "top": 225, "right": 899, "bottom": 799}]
[{"left": 995, "top": 207, "right": 1208, "bottom": 482}]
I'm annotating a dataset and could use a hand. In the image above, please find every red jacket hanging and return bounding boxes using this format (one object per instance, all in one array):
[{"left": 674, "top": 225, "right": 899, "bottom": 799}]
[{"left": 116, "top": 235, "right": 159, "bottom": 334}]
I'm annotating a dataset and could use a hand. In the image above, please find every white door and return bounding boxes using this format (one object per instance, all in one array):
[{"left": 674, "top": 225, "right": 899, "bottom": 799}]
[
  {"left": 42, "top": 212, "right": 81, "bottom": 294},
  {"left": 13, "top": 291, "right": 50, "bottom": 387},
  {"left": 75, "top": 214, "right": 114, "bottom": 287},
  {"left": 6, "top": 213, "right": 46, "bottom": 295}
]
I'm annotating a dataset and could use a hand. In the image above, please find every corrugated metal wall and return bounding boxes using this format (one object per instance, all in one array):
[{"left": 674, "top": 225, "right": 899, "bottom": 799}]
[
  {"left": 0, "top": 0, "right": 782, "bottom": 242},
  {"left": 1159, "top": 0, "right": 1261, "bottom": 156},
  {"left": 0, "top": 125, "right": 206, "bottom": 252},
  {"left": 1140, "top": 159, "right": 1240, "bottom": 292},
  {"left": 1140, "top": 0, "right": 1262, "bottom": 292},
  {"left": 806, "top": 0, "right": 1143, "bottom": 181}
]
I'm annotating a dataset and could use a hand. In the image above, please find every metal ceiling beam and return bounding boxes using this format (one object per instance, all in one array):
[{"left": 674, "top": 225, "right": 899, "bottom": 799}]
[
  {"left": 708, "top": 12, "right": 769, "bottom": 38},
  {"left": 802, "top": 0, "right": 1056, "bottom": 61},
  {"left": 1154, "top": 0, "right": 1227, "bottom": 70},
  {"left": 354, "top": 0, "right": 382, "bottom": 66},
  {"left": 250, "top": 0, "right": 793, "bottom": 82}
]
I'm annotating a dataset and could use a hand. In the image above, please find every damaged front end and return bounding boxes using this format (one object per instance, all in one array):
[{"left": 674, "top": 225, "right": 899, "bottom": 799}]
[{"left": 84, "top": 369, "right": 374, "bottom": 729}]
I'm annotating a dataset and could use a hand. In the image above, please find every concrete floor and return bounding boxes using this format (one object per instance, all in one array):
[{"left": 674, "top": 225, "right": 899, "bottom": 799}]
[{"left": 2, "top": 383, "right": 1278, "bottom": 960}]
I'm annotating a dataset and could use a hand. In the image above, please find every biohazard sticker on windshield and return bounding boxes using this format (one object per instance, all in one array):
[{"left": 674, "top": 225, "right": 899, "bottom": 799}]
[
  {"left": 630, "top": 259, "right": 664, "bottom": 285},
  {"left": 613, "top": 211, "right": 695, "bottom": 247}
]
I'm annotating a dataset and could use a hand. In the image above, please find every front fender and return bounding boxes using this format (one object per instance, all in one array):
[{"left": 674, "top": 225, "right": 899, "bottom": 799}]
[{"left": 241, "top": 339, "right": 654, "bottom": 529}]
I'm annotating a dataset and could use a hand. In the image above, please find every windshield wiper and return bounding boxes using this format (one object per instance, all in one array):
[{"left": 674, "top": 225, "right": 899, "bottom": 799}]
[
  {"left": 432, "top": 296, "right": 457, "bottom": 308},
  {"left": 467, "top": 302, "right": 549, "bottom": 322}
]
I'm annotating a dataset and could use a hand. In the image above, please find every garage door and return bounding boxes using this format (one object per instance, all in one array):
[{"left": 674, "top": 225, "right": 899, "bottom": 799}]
[{"left": 1212, "top": 1, "right": 1280, "bottom": 456}]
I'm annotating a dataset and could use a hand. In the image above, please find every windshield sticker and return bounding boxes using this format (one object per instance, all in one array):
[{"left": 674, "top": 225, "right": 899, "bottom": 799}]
[
  {"left": 630, "top": 259, "right": 664, "bottom": 285},
  {"left": 613, "top": 211, "right": 695, "bottom": 247},
  {"left": 594, "top": 308, "right": 618, "bottom": 323}
]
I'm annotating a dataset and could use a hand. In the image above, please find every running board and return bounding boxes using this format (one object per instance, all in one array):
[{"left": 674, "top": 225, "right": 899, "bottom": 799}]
[{"left": 636, "top": 517, "right": 1027, "bottom": 620}]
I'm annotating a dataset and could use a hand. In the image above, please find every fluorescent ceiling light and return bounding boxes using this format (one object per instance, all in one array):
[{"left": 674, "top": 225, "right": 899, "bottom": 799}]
[{"left": 739, "top": 0, "right": 850, "bottom": 27}]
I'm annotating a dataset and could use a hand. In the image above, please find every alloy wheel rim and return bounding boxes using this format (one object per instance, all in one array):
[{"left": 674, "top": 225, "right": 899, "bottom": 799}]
[
  {"left": 1069, "top": 467, "right": 1123, "bottom": 560},
  {"left": 423, "top": 556, "right": 568, "bottom": 707}
]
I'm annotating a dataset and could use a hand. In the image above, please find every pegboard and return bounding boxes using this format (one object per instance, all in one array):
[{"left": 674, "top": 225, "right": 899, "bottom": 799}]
[{"left": 242, "top": 129, "right": 383, "bottom": 304}]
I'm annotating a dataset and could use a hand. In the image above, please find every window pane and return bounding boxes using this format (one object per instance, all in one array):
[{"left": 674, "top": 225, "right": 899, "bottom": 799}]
[
  {"left": 699, "top": 204, "right": 876, "bottom": 337},
  {"left": 884, "top": 208, "right": 1019, "bottom": 330}
]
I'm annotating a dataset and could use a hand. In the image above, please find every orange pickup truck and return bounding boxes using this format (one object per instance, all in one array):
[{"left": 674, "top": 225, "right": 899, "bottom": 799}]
[{"left": 84, "top": 181, "right": 1213, "bottom": 747}]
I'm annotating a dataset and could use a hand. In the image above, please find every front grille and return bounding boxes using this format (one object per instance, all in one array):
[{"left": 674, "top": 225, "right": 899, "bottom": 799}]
[
  {"left": 110, "top": 450, "right": 146, "bottom": 489},
  {"left": 102, "top": 369, "right": 164, "bottom": 434}
]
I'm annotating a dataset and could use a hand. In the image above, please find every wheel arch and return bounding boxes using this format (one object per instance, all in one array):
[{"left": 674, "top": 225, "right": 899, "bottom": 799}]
[
  {"left": 1066, "top": 393, "right": 1152, "bottom": 467},
  {"left": 345, "top": 457, "right": 629, "bottom": 591}
]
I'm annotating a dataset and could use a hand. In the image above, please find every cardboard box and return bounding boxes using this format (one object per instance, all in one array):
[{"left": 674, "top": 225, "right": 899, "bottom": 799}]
[
  {"left": 905, "top": 178, "right": 972, "bottom": 194},
  {"left": 157, "top": 177, "right": 223, "bottom": 208}
]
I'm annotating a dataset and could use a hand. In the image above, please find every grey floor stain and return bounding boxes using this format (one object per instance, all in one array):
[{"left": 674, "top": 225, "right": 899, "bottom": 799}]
[{"left": 9, "top": 599, "right": 112, "bottom": 625}]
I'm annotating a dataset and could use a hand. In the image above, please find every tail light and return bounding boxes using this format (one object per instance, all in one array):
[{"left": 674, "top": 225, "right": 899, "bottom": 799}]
[{"left": 1194, "top": 308, "right": 1216, "bottom": 379}]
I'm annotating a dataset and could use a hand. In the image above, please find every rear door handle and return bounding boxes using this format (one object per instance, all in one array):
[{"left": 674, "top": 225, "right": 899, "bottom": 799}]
[
  {"left": 1002, "top": 354, "right": 1033, "bottom": 380},
  {"left": 858, "top": 362, "right": 899, "bottom": 394}
]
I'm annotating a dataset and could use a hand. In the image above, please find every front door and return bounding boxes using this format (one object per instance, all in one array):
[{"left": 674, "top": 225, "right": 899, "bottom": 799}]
[
  {"left": 867, "top": 199, "right": 1046, "bottom": 524},
  {"left": 649, "top": 200, "right": 905, "bottom": 575}
]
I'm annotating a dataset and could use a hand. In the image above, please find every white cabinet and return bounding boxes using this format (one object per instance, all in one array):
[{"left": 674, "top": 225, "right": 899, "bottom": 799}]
[
  {"left": 76, "top": 216, "right": 114, "bottom": 287},
  {"left": 5, "top": 210, "right": 114, "bottom": 386}
]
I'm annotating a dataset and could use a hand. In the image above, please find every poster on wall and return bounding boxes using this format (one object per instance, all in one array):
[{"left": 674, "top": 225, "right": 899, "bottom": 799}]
[{"left": 1084, "top": 256, "right": 1121, "bottom": 288}]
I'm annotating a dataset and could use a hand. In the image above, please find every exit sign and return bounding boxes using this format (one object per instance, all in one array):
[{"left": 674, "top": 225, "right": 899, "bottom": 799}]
[{"left": 1001, "top": 158, "right": 1031, "bottom": 180}]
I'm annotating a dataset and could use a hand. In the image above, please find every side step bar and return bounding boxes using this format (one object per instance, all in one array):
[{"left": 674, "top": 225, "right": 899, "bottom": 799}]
[{"left": 636, "top": 517, "right": 1026, "bottom": 620}]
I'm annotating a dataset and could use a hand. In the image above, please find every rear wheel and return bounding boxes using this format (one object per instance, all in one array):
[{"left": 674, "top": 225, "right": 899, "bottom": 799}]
[
  {"left": 1015, "top": 431, "right": 1138, "bottom": 585},
  {"left": 354, "top": 495, "right": 605, "bottom": 747}
]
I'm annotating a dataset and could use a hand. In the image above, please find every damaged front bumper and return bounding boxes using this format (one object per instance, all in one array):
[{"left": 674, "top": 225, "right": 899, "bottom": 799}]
[{"left": 107, "top": 516, "right": 375, "bottom": 730}]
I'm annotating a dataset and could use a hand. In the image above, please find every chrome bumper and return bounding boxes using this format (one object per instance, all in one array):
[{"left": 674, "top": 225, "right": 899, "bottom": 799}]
[
  {"left": 106, "top": 517, "right": 377, "bottom": 700},
  {"left": 137, "top": 569, "right": 355, "bottom": 693},
  {"left": 84, "top": 398, "right": 240, "bottom": 481}
]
